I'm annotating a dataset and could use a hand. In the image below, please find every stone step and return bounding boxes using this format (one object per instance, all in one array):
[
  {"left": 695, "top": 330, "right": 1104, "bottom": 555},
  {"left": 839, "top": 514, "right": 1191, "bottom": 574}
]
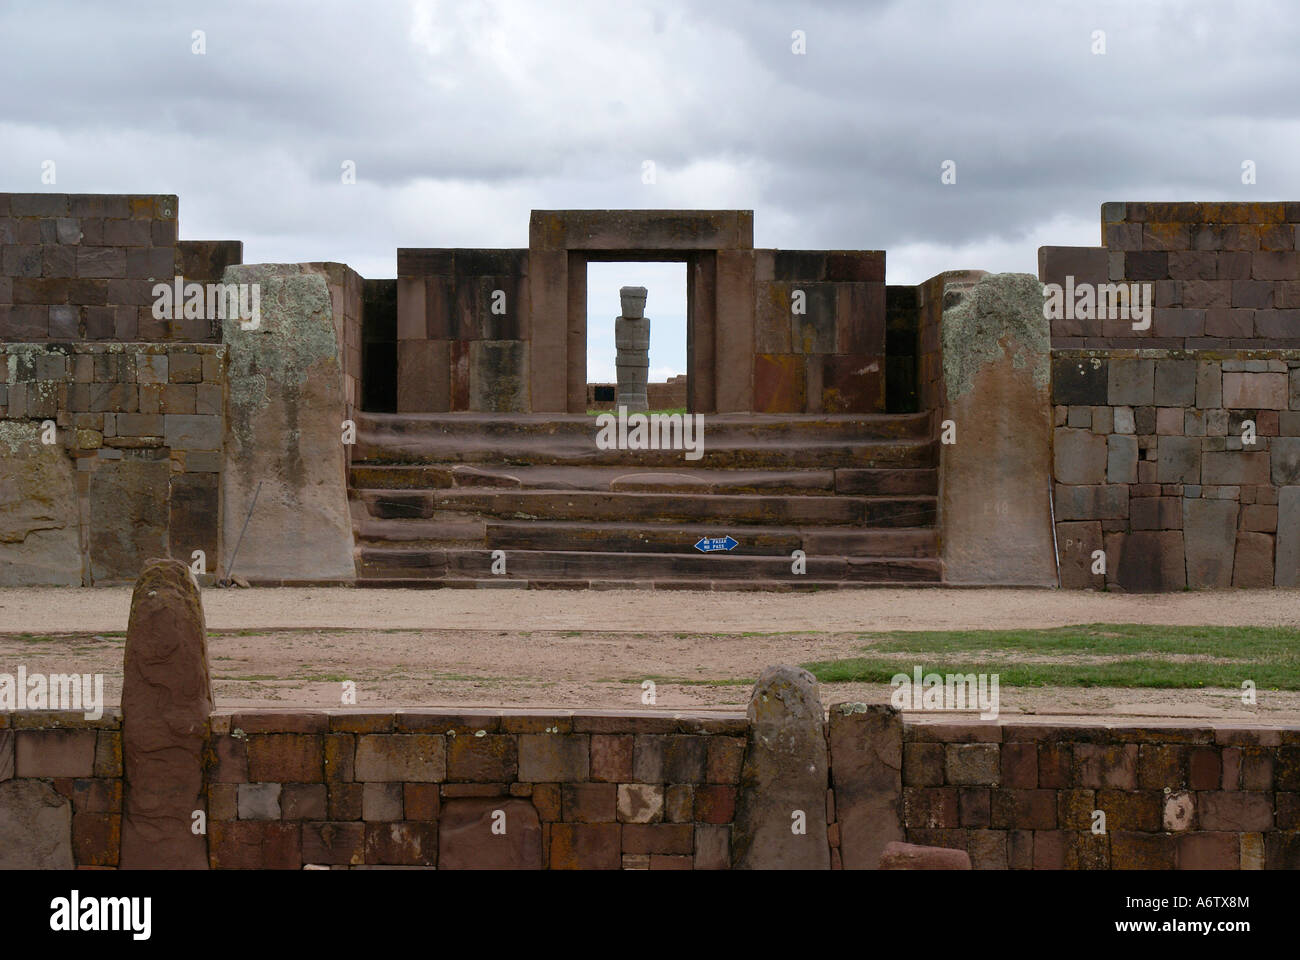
[
  {"left": 348, "top": 463, "right": 937, "bottom": 496},
  {"left": 354, "top": 489, "right": 937, "bottom": 528},
  {"left": 356, "top": 547, "right": 944, "bottom": 583},
  {"left": 354, "top": 518, "right": 937, "bottom": 557},
  {"left": 352, "top": 412, "right": 936, "bottom": 469}
]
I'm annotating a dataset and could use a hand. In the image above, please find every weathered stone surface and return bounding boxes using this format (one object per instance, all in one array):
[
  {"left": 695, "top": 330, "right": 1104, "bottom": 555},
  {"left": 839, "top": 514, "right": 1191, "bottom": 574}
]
[
  {"left": 1223, "top": 371, "right": 1287, "bottom": 409},
  {"left": 438, "top": 798, "right": 541, "bottom": 869},
  {"left": 1054, "top": 428, "right": 1107, "bottom": 484},
  {"left": 878, "top": 840, "right": 971, "bottom": 870},
  {"left": 1056, "top": 520, "right": 1104, "bottom": 588},
  {"left": 1106, "top": 434, "right": 1138, "bottom": 484},
  {"left": 469, "top": 340, "right": 528, "bottom": 413},
  {"left": 1273, "top": 438, "right": 1300, "bottom": 485},
  {"left": 1233, "top": 532, "right": 1275, "bottom": 587},
  {"left": 828, "top": 703, "right": 902, "bottom": 869},
  {"left": 0, "top": 779, "right": 74, "bottom": 868},
  {"left": 732, "top": 665, "right": 830, "bottom": 869},
  {"left": 1183, "top": 499, "right": 1239, "bottom": 588},
  {"left": 222, "top": 264, "right": 355, "bottom": 580},
  {"left": 1276, "top": 487, "right": 1300, "bottom": 587},
  {"left": 1154, "top": 359, "right": 1196, "bottom": 406},
  {"left": 1157, "top": 436, "right": 1201, "bottom": 483},
  {"left": 0, "top": 421, "right": 81, "bottom": 586},
  {"left": 120, "top": 558, "right": 212, "bottom": 869},
  {"left": 88, "top": 458, "right": 171, "bottom": 583},
  {"left": 939, "top": 274, "right": 1055, "bottom": 585},
  {"left": 1108, "top": 358, "right": 1155, "bottom": 406},
  {"left": 617, "top": 783, "right": 664, "bottom": 823},
  {"left": 1107, "top": 530, "right": 1186, "bottom": 592},
  {"left": 1051, "top": 356, "right": 1107, "bottom": 405}
]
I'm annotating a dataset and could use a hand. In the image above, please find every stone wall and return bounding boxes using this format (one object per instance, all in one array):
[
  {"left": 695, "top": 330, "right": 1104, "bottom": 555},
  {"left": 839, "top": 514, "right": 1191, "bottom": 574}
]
[
  {"left": 902, "top": 718, "right": 1300, "bottom": 869},
  {"left": 1051, "top": 349, "right": 1300, "bottom": 589},
  {"left": 0, "top": 342, "right": 224, "bottom": 585},
  {"left": 394, "top": 249, "right": 530, "bottom": 413},
  {"left": 205, "top": 708, "right": 743, "bottom": 869},
  {"left": 1042, "top": 202, "right": 1300, "bottom": 350},
  {"left": 751, "top": 249, "right": 886, "bottom": 413},
  {"left": 1042, "top": 202, "right": 1300, "bottom": 590},
  {"left": 8, "top": 704, "right": 1298, "bottom": 869},
  {"left": 0, "top": 711, "right": 123, "bottom": 868}
]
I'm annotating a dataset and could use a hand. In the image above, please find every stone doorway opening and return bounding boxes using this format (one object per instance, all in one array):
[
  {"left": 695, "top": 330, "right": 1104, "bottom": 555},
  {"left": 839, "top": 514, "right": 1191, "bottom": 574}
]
[{"left": 584, "top": 261, "right": 688, "bottom": 412}]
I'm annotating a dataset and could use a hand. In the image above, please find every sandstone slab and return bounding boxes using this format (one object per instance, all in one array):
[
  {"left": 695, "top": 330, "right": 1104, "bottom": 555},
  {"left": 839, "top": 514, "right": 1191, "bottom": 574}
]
[
  {"left": 939, "top": 274, "right": 1055, "bottom": 585},
  {"left": 221, "top": 264, "right": 355, "bottom": 581},
  {"left": 1183, "top": 499, "right": 1238, "bottom": 588}
]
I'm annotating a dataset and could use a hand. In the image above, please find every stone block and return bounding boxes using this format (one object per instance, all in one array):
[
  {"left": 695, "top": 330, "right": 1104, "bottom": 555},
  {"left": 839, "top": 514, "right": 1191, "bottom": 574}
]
[
  {"left": 364, "top": 822, "right": 438, "bottom": 866},
  {"left": 753, "top": 354, "right": 805, "bottom": 413},
  {"left": 518, "top": 734, "right": 589, "bottom": 782},
  {"left": 617, "top": 783, "right": 664, "bottom": 823},
  {"left": 1223, "top": 372, "right": 1288, "bottom": 409},
  {"left": 354, "top": 735, "right": 445, "bottom": 783},
  {"left": 1054, "top": 428, "right": 1107, "bottom": 484},
  {"left": 549, "top": 822, "right": 620, "bottom": 870},
  {"left": 1054, "top": 484, "right": 1128, "bottom": 520},
  {"left": 1272, "top": 437, "right": 1300, "bottom": 484},
  {"left": 1154, "top": 359, "right": 1196, "bottom": 405},
  {"left": 1183, "top": 499, "right": 1238, "bottom": 588},
  {"left": 1108, "top": 358, "right": 1154, "bottom": 406},
  {"left": 438, "top": 798, "right": 541, "bottom": 869},
  {"left": 1055, "top": 520, "right": 1103, "bottom": 588},
  {"left": 237, "top": 782, "right": 282, "bottom": 820},
  {"left": 1106, "top": 434, "right": 1138, "bottom": 484},
  {"left": 446, "top": 734, "right": 517, "bottom": 782},
  {"left": 1157, "top": 436, "right": 1201, "bottom": 483},
  {"left": 878, "top": 841, "right": 971, "bottom": 870},
  {"left": 1275, "top": 487, "right": 1300, "bottom": 586},
  {"left": 0, "top": 422, "right": 81, "bottom": 586},
  {"left": 361, "top": 782, "right": 403, "bottom": 821},
  {"left": 1052, "top": 356, "right": 1108, "bottom": 405},
  {"left": 0, "top": 780, "right": 74, "bottom": 868},
  {"left": 828, "top": 704, "right": 902, "bottom": 869},
  {"left": 1108, "top": 530, "right": 1186, "bottom": 592},
  {"left": 1202, "top": 452, "right": 1270, "bottom": 485}
]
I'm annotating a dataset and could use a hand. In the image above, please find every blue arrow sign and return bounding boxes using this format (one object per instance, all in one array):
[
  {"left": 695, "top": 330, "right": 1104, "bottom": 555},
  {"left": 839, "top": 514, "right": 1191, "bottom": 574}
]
[{"left": 695, "top": 536, "right": 739, "bottom": 553}]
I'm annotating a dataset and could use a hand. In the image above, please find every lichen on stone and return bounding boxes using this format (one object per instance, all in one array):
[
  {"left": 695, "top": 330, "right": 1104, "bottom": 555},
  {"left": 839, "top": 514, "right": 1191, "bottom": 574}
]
[{"left": 941, "top": 272, "right": 1050, "bottom": 404}]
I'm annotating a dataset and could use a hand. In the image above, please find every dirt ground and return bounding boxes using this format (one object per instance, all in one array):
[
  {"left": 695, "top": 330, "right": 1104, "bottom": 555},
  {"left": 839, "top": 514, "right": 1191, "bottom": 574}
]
[{"left": 3, "top": 586, "right": 1299, "bottom": 721}]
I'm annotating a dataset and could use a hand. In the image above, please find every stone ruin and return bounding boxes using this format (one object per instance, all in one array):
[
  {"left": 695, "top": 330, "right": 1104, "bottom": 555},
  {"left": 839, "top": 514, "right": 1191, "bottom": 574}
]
[{"left": 1, "top": 195, "right": 1299, "bottom": 591}]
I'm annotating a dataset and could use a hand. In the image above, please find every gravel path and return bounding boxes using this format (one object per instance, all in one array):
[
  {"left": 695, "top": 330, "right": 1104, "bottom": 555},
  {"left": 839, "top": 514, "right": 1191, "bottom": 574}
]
[{"left": 2, "top": 586, "right": 1298, "bottom": 721}]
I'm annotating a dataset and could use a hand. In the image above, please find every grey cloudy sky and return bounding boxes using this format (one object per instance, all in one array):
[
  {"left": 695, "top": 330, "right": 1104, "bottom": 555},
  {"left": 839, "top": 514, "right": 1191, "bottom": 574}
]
[{"left": 2, "top": 0, "right": 1298, "bottom": 377}]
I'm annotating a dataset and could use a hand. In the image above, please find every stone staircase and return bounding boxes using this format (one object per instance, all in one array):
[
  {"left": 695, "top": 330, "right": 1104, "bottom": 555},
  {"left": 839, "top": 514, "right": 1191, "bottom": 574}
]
[{"left": 348, "top": 412, "right": 942, "bottom": 588}]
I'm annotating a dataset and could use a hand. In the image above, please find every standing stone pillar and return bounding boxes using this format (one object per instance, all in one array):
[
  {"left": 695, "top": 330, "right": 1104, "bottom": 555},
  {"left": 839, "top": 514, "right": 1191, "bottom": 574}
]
[
  {"left": 615, "top": 285, "right": 650, "bottom": 412},
  {"left": 731, "top": 665, "right": 831, "bottom": 869},
  {"left": 938, "top": 273, "right": 1056, "bottom": 585},
  {"left": 119, "top": 558, "right": 213, "bottom": 869},
  {"left": 828, "top": 702, "right": 903, "bottom": 869}
]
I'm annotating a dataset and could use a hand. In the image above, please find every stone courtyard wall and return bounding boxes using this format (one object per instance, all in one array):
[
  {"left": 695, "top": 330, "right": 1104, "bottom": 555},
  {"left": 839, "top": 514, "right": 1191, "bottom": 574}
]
[
  {"left": 7, "top": 705, "right": 1298, "bottom": 869},
  {"left": 0, "top": 342, "right": 224, "bottom": 585},
  {"left": 1041, "top": 202, "right": 1300, "bottom": 589}
]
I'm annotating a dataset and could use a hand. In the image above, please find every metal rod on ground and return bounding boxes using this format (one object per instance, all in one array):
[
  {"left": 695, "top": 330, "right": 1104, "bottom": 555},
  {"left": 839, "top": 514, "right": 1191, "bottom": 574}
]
[
  {"left": 1048, "top": 475, "right": 1061, "bottom": 588},
  {"left": 222, "top": 480, "right": 263, "bottom": 586}
]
